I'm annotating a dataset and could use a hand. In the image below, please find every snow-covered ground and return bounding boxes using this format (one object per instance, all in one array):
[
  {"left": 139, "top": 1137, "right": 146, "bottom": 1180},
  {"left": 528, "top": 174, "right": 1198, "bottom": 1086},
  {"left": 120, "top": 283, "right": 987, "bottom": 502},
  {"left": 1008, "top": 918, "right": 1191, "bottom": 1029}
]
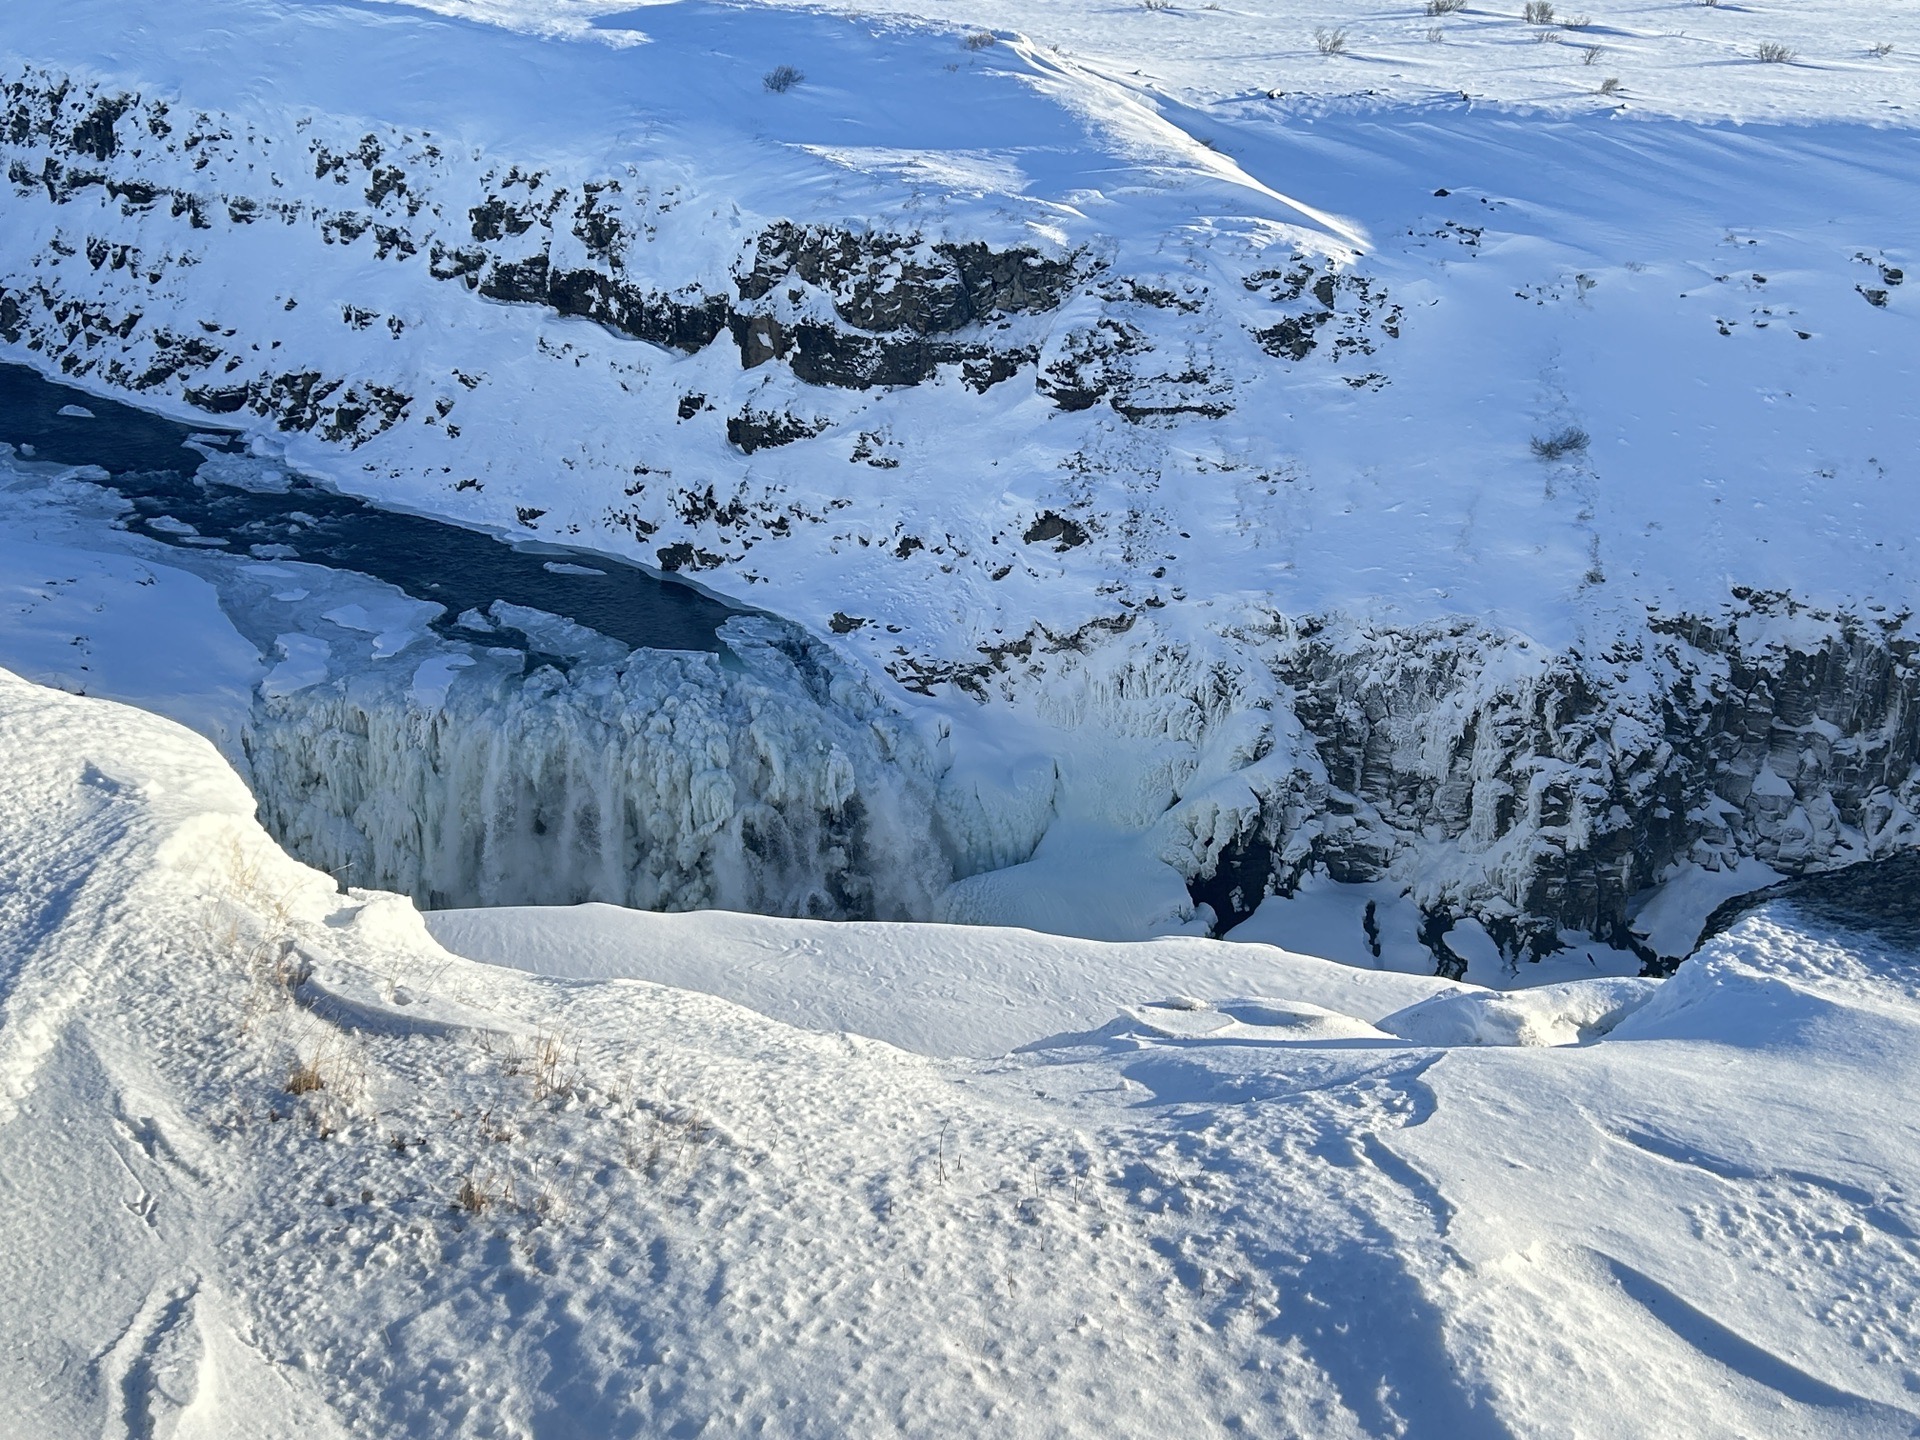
[
  {"left": 4, "top": 0, "right": 1919, "bottom": 1431},
  {"left": 6, "top": 666, "right": 1920, "bottom": 1436}
]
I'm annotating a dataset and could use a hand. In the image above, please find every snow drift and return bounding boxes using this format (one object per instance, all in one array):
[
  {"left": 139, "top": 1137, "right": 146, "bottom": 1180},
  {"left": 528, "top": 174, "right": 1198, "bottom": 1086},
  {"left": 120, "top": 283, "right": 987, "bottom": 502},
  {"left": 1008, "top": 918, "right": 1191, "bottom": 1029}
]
[{"left": 5, "top": 665, "right": 1919, "bottom": 1437}]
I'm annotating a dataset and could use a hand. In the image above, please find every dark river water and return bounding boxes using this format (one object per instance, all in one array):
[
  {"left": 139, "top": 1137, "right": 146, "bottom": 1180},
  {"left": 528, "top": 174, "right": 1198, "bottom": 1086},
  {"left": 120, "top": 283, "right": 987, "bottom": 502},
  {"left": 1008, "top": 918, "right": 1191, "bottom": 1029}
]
[
  {"left": 1698, "top": 852, "right": 1920, "bottom": 954},
  {"left": 0, "top": 362, "right": 739, "bottom": 655}
]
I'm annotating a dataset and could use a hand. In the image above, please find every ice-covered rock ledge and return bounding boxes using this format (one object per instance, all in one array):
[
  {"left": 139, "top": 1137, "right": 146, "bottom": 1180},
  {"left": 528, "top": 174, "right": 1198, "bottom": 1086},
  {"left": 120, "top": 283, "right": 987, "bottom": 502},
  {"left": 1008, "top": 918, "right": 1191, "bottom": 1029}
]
[
  {"left": 889, "top": 594, "right": 1920, "bottom": 968},
  {"left": 1256, "top": 597, "right": 1920, "bottom": 965}
]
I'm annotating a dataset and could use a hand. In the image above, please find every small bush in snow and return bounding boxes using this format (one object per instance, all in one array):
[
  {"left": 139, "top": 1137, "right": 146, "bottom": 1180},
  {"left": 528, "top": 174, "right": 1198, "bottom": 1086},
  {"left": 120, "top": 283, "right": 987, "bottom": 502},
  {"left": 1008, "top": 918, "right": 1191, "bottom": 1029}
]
[
  {"left": 1314, "top": 26, "right": 1349, "bottom": 54},
  {"left": 1596, "top": 75, "right": 1623, "bottom": 94},
  {"left": 1428, "top": 24, "right": 1447, "bottom": 41},
  {"left": 1562, "top": 13, "right": 1591, "bottom": 27},
  {"left": 1426, "top": 0, "right": 1466, "bottom": 15},
  {"left": 1144, "top": 0, "right": 1173, "bottom": 9},
  {"left": 1580, "top": 43, "right": 1603, "bottom": 64},
  {"left": 1753, "top": 41, "right": 1795, "bottom": 62},
  {"left": 965, "top": 29, "right": 997, "bottom": 47},
  {"left": 1868, "top": 41, "right": 1894, "bottom": 58},
  {"left": 1523, "top": 1, "right": 1554, "bottom": 23},
  {"left": 1531, "top": 426, "right": 1591, "bottom": 460},
  {"left": 763, "top": 64, "right": 804, "bottom": 92}
]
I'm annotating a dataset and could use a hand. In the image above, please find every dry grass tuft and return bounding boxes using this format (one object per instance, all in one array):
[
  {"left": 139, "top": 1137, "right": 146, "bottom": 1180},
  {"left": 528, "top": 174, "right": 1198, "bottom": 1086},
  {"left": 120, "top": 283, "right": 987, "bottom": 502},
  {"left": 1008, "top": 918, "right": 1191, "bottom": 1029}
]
[
  {"left": 503, "top": 1029, "right": 579, "bottom": 1104},
  {"left": 456, "top": 1170, "right": 497, "bottom": 1215}
]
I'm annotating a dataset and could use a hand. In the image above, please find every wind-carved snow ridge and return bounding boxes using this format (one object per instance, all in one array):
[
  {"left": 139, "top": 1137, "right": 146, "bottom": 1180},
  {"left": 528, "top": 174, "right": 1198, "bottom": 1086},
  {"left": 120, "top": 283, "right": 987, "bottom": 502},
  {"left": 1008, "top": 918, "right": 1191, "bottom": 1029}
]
[{"left": 246, "top": 614, "right": 954, "bottom": 919}]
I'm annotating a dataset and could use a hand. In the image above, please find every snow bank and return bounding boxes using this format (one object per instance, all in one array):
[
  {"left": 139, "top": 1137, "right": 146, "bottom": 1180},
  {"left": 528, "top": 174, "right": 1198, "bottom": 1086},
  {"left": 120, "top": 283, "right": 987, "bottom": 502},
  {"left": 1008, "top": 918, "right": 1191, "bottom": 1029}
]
[
  {"left": 425, "top": 899, "right": 1461, "bottom": 1057},
  {"left": 4, "top": 666, "right": 1919, "bottom": 1437},
  {"left": 1378, "top": 975, "right": 1657, "bottom": 1047}
]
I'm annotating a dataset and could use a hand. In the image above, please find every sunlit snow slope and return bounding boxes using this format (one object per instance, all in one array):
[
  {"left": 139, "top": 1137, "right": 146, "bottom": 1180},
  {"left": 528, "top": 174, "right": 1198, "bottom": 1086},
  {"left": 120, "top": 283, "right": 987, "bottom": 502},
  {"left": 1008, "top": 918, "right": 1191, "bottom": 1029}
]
[{"left": 5, "top": 668, "right": 1920, "bottom": 1436}]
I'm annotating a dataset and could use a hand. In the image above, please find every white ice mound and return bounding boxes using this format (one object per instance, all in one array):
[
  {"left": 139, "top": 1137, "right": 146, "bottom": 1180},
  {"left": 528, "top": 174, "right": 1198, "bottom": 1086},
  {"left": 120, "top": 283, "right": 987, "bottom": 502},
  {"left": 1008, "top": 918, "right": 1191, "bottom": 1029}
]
[
  {"left": 1118, "top": 995, "right": 1393, "bottom": 1046},
  {"left": 1378, "top": 976, "right": 1659, "bottom": 1048}
]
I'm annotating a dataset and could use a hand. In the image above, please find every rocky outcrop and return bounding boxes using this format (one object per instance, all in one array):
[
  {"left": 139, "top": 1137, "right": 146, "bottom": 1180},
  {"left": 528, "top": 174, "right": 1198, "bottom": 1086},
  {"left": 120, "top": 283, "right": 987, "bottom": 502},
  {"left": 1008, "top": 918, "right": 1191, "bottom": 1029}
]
[
  {"left": 0, "top": 67, "right": 1081, "bottom": 420},
  {"left": 0, "top": 64, "right": 1385, "bottom": 457},
  {"left": 727, "top": 223, "right": 1074, "bottom": 389},
  {"left": 1242, "top": 596, "right": 1920, "bottom": 963}
]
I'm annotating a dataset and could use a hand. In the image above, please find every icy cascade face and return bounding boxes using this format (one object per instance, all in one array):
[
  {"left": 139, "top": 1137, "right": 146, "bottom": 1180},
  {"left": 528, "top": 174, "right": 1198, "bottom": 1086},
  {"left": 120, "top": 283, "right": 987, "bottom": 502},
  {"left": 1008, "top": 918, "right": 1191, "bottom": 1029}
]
[
  {"left": 943, "top": 598, "right": 1919, "bottom": 959},
  {"left": 244, "top": 616, "right": 953, "bottom": 919}
]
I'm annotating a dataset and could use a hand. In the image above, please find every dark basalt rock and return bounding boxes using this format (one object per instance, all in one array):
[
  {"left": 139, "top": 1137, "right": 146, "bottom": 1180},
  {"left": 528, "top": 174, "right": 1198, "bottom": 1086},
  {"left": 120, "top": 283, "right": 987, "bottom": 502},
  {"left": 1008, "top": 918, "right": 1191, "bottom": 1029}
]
[
  {"left": 474, "top": 253, "right": 730, "bottom": 354},
  {"left": 1187, "top": 828, "right": 1276, "bottom": 932},
  {"left": 735, "top": 224, "right": 1076, "bottom": 333},
  {"left": 726, "top": 408, "right": 827, "bottom": 454},
  {"left": 1023, "top": 511, "right": 1089, "bottom": 550},
  {"left": 1253, "top": 312, "right": 1331, "bottom": 361},
  {"left": 71, "top": 95, "right": 128, "bottom": 162},
  {"left": 655, "top": 541, "right": 727, "bottom": 573},
  {"left": 1693, "top": 849, "right": 1920, "bottom": 958},
  {"left": 725, "top": 225, "right": 1076, "bottom": 389}
]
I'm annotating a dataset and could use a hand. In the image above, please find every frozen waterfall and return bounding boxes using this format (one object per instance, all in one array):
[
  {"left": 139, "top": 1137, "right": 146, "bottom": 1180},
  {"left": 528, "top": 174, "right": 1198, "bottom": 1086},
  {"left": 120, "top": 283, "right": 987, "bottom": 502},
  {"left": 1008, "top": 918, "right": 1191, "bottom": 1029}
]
[{"left": 245, "top": 615, "right": 955, "bottom": 920}]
